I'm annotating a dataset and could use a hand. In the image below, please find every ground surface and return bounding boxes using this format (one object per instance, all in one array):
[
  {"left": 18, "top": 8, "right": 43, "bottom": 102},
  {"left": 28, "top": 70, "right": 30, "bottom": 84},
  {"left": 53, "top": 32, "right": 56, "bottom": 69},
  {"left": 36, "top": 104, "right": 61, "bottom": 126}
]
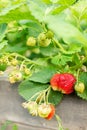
[{"left": 0, "top": 80, "right": 87, "bottom": 130}]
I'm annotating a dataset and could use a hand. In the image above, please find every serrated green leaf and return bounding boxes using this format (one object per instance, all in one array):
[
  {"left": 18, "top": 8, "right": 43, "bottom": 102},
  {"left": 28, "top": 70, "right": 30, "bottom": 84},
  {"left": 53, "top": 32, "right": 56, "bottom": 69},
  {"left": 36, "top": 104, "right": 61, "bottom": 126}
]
[
  {"left": 58, "top": 0, "right": 76, "bottom": 6},
  {"left": 66, "top": 42, "right": 82, "bottom": 54},
  {"left": 27, "top": 0, "right": 51, "bottom": 22},
  {"left": 0, "top": 5, "right": 35, "bottom": 23},
  {"left": 0, "top": 2, "right": 25, "bottom": 16},
  {"left": 4, "top": 44, "right": 27, "bottom": 54},
  {"left": 45, "top": 13, "right": 87, "bottom": 52},
  {"left": 71, "top": 0, "right": 87, "bottom": 21},
  {"left": 25, "top": 20, "right": 43, "bottom": 37},
  {"left": 51, "top": 54, "right": 72, "bottom": 65},
  {"left": 0, "top": 41, "right": 8, "bottom": 51},
  {"left": 0, "top": 23, "right": 7, "bottom": 42},
  {"left": 51, "top": 0, "right": 76, "bottom": 14},
  {"left": 29, "top": 66, "right": 57, "bottom": 83},
  {"left": 40, "top": 44, "right": 59, "bottom": 56},
  {"left": 48, "top": 89, "right": 63, "bottom": 105},
  {"left": 18, "top": 80, "right": 49, "bottom": 100},
  {"left": 51, "top": 5, "right": 66, "bottom": 15},
  {"left": 42, "top": 0, "right": 51, "bottom": 4},
  {"left": 77, "top": 72, "right": 87, "bottom": 100}
]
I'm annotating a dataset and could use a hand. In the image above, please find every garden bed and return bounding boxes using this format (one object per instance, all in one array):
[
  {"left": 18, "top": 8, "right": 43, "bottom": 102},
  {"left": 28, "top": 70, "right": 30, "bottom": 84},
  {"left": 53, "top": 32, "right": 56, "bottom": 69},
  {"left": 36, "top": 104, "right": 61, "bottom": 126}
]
[{"left": 0, "top": 80, "right": 87, "bottom": 130}]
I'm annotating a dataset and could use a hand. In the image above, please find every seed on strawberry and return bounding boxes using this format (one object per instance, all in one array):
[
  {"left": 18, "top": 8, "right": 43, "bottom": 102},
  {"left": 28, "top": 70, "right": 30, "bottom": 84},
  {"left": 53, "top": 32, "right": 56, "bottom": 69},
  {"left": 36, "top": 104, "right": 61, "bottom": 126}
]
[
  {"left": 50, "top": 73, "right": 76, "bottom": 94},
  {"left": 75, "top": 82, "right": 85, "bottom": 93}
]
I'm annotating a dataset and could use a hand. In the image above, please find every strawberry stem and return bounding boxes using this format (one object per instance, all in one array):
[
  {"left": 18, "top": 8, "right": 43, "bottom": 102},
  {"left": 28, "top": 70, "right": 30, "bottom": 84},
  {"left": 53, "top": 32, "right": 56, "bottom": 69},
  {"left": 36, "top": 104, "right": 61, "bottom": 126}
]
[{"left": 55, "top": 114, "right": 67, "bottom": 130}]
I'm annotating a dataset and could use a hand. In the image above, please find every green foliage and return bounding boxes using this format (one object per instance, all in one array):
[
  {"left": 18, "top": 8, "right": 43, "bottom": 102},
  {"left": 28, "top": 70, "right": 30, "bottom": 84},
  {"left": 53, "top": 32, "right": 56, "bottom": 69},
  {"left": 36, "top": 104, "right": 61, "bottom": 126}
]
[
  {"left": 71, "top": 0, "right": 87, "bottom": 21},
  {"left": 51, "top": 0, "right": 76, "bottom": 14},
  {"left": 12, "top": 124, "right": 18, "bottom": 130},
  {"left": 45, "top": 14, "right": 87, "bottom": 51},
  {"left": 24, "top": 20, "right": 43, "bottom": 37},
  {"left": 29, "top": 66, "right": 57, "bottom": 83},
  {"left": 27, "top": 0, "right": 47, "bottom": 22},
  {"left": 27, "top": 0, "right": 87, "bottom": 55},
  {"left": 51, "top": 54, "right": 72, "bottom": 66},
  {"left": 66, "top": 42, "right": 82, "bottom": 54},
  {"left": 0, "top": 41, "right": 8, "bottom": 51},
  {"left": 0, "top": 4, "right": 35, "bottom": 23},
  {"left": 58, "top": 0, "right": 76, "bottom": 5},
  {"left": 0, "top": 120, "right": 18, "bottom": 130},
  {"left": 77, "top": 72, "right": 87, "bottom": 100},
  {"left": 18, "top": 80, "right": 49, "bottom": 100},
  {"left": 48, "top": 89, "right": 63, "bottom": 105},
  {"left": 40, "top": 44, "right": 59, "bottom": 56},
  {"left": 0, "top": 63, "right": 7, "bottom": 71},
  {"left": 0, "top": 23, "right": 7, "bottom": 42}
]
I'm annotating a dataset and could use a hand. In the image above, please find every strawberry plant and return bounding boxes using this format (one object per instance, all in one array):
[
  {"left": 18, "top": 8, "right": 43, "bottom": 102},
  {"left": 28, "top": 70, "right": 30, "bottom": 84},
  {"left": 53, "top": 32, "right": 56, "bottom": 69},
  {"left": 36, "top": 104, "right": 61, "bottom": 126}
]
[{"left": 0, "top": 0, "right": 87, "bottom": 129}]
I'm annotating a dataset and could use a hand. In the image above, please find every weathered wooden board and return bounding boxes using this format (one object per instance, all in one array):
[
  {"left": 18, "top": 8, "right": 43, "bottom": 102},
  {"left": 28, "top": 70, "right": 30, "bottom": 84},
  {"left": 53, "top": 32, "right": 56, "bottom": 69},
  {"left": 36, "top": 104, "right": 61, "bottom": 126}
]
[{"left": 0, "top": 80, "right": 87, "bottom": 130}]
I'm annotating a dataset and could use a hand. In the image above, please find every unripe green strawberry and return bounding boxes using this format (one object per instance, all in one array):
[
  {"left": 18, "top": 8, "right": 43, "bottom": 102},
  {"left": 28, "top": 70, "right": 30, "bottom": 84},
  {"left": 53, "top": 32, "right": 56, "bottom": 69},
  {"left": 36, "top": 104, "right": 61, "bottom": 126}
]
[
  {"left": 39, "top": 39, "right": 51, "bottom": 47},
  {"left": 11, "top": 59, "right": 18, "bottom": 66},
  {"left": 46, "top": 30, "right": 54, "bottom": 39},
  {"left": 38, "top": 103, "right": 55, "bottom": 120},
  {"left": 38, "top": 32, "right": 46, "bottom": 42},
  {"left": 26, "top": 37, "right": 36, "bottom": 46},
  {"left": 24, "top": 68, "right": 31, "bottom": 75},
  {"left": 32, "top": 48, "right": 40, "bottom": 54},
  {"left": 75, "top": 82, "right": 85, "bottom": 93}
]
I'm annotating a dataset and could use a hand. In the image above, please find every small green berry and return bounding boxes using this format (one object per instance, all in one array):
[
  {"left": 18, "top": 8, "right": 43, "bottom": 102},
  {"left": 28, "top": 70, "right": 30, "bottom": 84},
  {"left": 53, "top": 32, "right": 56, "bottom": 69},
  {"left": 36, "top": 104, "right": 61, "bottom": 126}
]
[
  {"left": 24, "top": 68, "right": 31, "bottom": 75},
  {"left": 32, "top": 48, "right": 40, "bottom": 54},
  {"left": 46, "top": 30, "right": 54, "bottom": 39},
  {"left": 11, "top": 59, "right": 18, "bottom": 66},
  {"left": 38, "top": 32, "right": 46, "bottom": 42},
  {"left": 26, "top": 37, "right": 36, "bottom": 46},
  {"left": 75, "top": 82, "right": 85, "bottom": 93},
  {"left": 39, "top": 39, "right": 51, "bottom": 47}
]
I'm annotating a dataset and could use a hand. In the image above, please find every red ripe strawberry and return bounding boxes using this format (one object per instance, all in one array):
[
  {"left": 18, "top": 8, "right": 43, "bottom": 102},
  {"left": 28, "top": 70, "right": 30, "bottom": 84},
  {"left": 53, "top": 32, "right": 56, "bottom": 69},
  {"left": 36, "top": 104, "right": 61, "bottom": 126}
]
[{"left": 50, "top": 73, "right": 76, "bottom": 94}]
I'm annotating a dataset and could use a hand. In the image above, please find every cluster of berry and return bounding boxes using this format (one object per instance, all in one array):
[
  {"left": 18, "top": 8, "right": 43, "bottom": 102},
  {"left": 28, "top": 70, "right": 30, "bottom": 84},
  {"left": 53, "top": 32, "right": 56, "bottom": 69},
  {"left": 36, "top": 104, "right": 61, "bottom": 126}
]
[{"left": 26, "top": 31, "right": 54, "bottom": 47}]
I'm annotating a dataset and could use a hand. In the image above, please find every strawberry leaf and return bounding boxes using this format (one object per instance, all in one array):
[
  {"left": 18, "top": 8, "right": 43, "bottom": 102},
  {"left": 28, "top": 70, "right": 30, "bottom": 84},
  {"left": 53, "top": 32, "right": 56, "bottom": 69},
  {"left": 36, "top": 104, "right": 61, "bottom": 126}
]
[
  {"left": 29, "top": 66, "right": 57, "bottom": 83},
  {"left": 48, "top": 89, "right": 63, "bottom": 105},
  {"left": 0, "top": 23, "right": 7, "bottom": 42},
  {"left": 51, "top": 54, "right": 72, "bottom": 66},
  {"left": 40, "top": 44, "right": 59, "bottom": 56},
  {"left": 77, "top": 72, "right": 87, "bottom": 100},
  {"left": 18, "top": 80, "right": 49, "bottom": 101}
]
